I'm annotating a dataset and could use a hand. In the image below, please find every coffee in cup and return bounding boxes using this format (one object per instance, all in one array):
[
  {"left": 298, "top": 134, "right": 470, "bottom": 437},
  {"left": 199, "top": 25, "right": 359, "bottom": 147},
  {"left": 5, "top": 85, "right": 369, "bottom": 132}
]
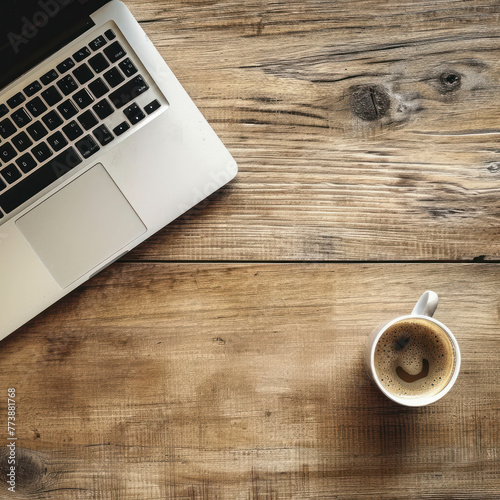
[
  {"left": 373, "top": 318, "right": 455, "bottom": 399},
  {"left": 365, "top": 291, "right": 461, "bottom": 406}
]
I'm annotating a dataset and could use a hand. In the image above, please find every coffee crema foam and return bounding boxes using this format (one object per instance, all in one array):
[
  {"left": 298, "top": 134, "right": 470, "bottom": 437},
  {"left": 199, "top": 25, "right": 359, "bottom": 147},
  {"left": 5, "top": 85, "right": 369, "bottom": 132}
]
[{"left": 374, "top": 318, "right": 455, "bottom": 398}]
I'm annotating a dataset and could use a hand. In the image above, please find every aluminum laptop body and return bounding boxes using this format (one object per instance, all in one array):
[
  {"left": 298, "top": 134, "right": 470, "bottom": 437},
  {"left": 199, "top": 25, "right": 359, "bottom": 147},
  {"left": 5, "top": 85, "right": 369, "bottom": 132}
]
[{"left": 0, "top": 0, "right": 237, "bottom": 340}]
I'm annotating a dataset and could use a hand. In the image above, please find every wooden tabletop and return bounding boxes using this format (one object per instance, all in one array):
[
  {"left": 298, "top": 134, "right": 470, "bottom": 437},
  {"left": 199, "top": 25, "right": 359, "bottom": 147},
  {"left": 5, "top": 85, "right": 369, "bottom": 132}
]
[{"left": 2, "top": 0, "right": 500, "bottom": 498}]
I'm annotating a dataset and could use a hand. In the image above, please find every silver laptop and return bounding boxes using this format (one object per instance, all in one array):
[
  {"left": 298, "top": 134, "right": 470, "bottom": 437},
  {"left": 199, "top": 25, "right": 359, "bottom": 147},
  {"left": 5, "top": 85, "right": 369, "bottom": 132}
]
[{"left": 0, "top": 0, "right": 237, "bottom": 340}]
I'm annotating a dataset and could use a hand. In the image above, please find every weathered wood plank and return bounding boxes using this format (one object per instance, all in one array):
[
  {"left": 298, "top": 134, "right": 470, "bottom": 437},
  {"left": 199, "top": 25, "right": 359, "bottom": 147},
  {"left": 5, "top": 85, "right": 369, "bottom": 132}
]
[
  {"left": 1, "top": 263, "right": 499, "bottom": 498},
  {"left": 110, "top": 0, "right": 500, "bottom": 261}
]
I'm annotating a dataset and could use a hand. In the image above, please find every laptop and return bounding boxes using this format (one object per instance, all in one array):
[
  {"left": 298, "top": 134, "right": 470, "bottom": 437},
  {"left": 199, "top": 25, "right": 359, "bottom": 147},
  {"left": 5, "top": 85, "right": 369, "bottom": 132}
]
[{"left": 0, "top": 0, "right": 237, "bottom": 341}]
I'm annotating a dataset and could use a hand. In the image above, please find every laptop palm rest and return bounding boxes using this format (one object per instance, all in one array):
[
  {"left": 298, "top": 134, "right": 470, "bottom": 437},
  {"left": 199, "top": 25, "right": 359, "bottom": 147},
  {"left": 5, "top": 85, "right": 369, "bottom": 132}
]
[{"left": 16, "top": 164, "right": 146, "bottom": 288}]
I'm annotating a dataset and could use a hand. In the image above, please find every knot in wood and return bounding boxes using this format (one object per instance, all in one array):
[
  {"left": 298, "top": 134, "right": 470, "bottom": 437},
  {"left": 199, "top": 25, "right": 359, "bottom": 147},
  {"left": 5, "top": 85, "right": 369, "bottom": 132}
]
[
  {"left": 439, "top": 72, "right": 461, "bottom": 92},
  {"left": 1, "top": 447, "right": 47, "bottom": 491},
  {"left": 350, "top": 85, "right": 390, "bottom": 121}
]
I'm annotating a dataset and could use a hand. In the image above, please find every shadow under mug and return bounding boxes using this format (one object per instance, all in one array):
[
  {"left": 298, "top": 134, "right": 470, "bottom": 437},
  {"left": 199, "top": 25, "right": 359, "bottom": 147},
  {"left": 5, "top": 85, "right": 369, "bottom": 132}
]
[{"left": 365, "top": 291, "right": 461, "bottom": 407}]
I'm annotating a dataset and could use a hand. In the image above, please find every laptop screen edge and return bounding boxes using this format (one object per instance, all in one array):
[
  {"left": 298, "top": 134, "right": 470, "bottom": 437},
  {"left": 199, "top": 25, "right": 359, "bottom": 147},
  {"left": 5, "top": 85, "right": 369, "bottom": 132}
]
[{"left": 0, "top": 0, "right": 112, "bottom": 91}]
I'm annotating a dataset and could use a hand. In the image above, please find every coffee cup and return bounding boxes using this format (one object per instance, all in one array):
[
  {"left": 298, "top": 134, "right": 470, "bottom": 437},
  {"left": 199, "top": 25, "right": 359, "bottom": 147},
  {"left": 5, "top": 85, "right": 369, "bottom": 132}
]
[{"left": 365, "top": 291, "right": 461, "bottom": 407}]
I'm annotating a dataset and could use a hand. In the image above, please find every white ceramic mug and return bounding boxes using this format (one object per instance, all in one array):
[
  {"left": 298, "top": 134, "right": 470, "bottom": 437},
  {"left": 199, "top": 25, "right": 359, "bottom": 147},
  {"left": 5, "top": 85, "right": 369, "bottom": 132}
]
[{"left": 365, "top": 291, "right": 461, "bottom": 407}]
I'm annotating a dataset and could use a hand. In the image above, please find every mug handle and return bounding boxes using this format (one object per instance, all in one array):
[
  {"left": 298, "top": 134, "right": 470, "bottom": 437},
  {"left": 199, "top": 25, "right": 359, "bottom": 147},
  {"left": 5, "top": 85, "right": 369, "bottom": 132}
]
[{"left": 411, "top": 290, "right": 439, "bottom": 317}]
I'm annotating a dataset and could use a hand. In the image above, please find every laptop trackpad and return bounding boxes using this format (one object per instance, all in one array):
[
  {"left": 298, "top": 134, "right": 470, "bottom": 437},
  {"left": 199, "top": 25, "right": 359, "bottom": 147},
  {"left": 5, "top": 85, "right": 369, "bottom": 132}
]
[{"left": 16, "top": 164, "right": 146, "bottom": 288}]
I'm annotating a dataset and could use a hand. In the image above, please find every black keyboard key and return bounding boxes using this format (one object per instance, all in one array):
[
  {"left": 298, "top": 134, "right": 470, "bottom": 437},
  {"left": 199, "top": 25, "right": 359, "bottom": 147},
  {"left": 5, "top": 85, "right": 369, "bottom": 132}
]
[
  {"left": 88, "top": 78, "right": 109, "bottom": 99},
  {"left": 0, "top": 119, "right": 17, "bottom": 139},
  {"left": 73, "top": 89, "right": 94, "bottom": 110},
  {"left": 0, "top": 143, "right": 17, "bottom": 163},
  {"left": 88, "top": 53, "right": 110, "bottom": 74},
  {"left": 7, "top": 92, "right": 26, "bottom": 109},
  {"left": 0, "top": 147, "right": 82, "bottom": 214},
  {"left": 72, "top": 63, "right": 94, "bottom": 85},
  {"left": 118, "top": 58, "right": 138, "bottom": 77},
  {"left": 144, "top": 99, "right": 160, "bottom": 115},
  {"left": 56, "top": 58, "right": 75, "bottom": 74},
  {"left": 77, "top": 110, "right": 98, "bottom": 131},
  {"left": 113, "top": 121, "right": 130, "bottom": 136},
  {"left": 31, "top": 142, "right": 52, "bottom": 163},
  {"left": 41, "top": 86, "right": 63, "bottom": 106},
  {"left": 11, "top": 108, "right": 32, "bottom": 128},
  {"left": 0, "top": 178, "right": 6, "bottom": 192},
  {"left": 24, "top": 81, "right": 42, "bottom": 97},
  {"left": 27, "top": 120, "right": 48, "bottom": 141},
  {"left": 104, "top": 41, "right": 126, "bottom": 63},
  {"left": 56, "top": 100, "right": 77, "bottom": 120},
  {"left": 104, "top": 29, "right": 116, "bottom": 41},
  {"left": 75, "top": 135, "right": 100, "bottom": 159},
  {"left": 92, "top": 99, "right": 114, "bottom": 119},
  {"left": 26, "top": 96, "right": 47, "bottom": 117},
  {"left": 27, "top": 121, "right": 48, "bottom": 141},
  {"left": 12, "top": 132, "right": 33, "bottom": 153},
  {"left": 62, "top": 120, "right": 84, "bottom": 141},
  {"left": 124, "top": 103, "right": 145, "bottom": 125},
  {"left": 47, "top": 131, "right": 68, "bottom": 152},
  {"left": 93, "top": 125, "right": 114, "bottom": 146},
  {"left": 89, "top": 35, "right": 107, "bottom": 51},
  {"left": 73, "top": 46, "right": 91, "bottom": 62},
  {"left": 57, "top": 75, "right": 78, "bottom": 96},
  {"left": 1, "top": 164, "right": 21, "bottom": 184},
  {"left": 109, "top": 75, "right": 149, "bottom": 109},
  {"left": 103, "top": 67, "right": 124, "bottom": 89},
  {"left": 42, "top": 110, "right": 63, "bottom": 131},
  {"left": 16, "top": 152, "right": 37, "bottom": 173},
  {"left": 40, "top": 69, "right": 58, "bottom": 85},
  {"left": 11, "top": 109, "right": 31, "bottom": 130},
  {"left": 0, "top": 104, "right": 8, "bottom": 118}
]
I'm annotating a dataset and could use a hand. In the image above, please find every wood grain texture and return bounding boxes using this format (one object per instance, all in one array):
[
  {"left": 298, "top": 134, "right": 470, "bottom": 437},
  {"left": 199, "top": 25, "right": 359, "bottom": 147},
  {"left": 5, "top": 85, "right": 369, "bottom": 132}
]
[
  {"left": 1, "top": 264, "right": 499, "bottom": 499},
  {"left": 106, "top": 0, "right": 500, "bottom": 261}
]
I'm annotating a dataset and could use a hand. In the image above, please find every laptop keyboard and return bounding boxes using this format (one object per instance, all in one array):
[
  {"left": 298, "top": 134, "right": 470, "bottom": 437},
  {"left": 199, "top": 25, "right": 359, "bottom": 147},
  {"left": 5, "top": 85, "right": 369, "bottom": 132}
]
[{"left": 0, "top": 28, "right": 162, "bottom": 220}]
